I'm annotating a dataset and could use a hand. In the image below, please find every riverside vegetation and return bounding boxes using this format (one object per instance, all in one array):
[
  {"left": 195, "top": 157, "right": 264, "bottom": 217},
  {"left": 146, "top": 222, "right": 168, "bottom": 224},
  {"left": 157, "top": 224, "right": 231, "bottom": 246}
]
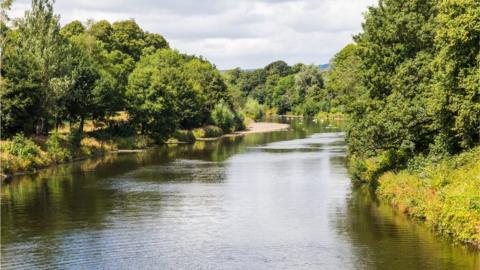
[
  {"left": 0, "top": 0, "right": 479, "bottom": 248},
  {"left": 0, "top": 0, "right": 328, "bottom": 176},
  {"left": 328, "top": 0, "right": 480, "bottom": 248}
]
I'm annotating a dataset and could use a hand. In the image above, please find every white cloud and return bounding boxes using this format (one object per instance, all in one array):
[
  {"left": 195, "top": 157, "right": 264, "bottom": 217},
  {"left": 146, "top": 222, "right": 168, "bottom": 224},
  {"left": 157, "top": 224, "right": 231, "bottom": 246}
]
[{"left": 8, "top": 0, "right": 377, "bottom": 69}]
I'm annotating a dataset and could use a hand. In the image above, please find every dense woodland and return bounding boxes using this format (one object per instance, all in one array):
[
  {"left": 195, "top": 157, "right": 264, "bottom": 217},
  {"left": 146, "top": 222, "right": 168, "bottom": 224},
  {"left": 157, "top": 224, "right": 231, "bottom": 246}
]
[
  {"left": 0, "top": 0, "right": 479, "bottom": 247},
  {"left": 325, "top": 0, "right": 479, "bottom": 247}
]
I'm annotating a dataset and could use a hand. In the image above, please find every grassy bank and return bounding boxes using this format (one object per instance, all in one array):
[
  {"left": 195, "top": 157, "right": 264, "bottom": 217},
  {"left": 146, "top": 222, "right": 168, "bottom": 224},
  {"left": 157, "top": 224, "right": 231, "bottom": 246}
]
[
  {"left": 351, "top": 148, "right": 480, "bottom": 248},
  {"left": 0, "top": 117, "right": 291, "bottom": 178},
  {"left": 0, "top": 133, "right": 154, "bottom": 177}
]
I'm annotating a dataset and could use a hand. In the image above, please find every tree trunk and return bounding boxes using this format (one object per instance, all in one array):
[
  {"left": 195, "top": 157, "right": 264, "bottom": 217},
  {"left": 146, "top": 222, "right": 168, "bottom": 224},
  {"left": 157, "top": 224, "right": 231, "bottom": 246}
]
[
  {"left": 79, "top": 116, "right": 85, "bottom": 134},
  {"left": 55, "top": 115, "right": 59, "bottom": 132},
  {"left": 35, "top": 118, "right": 45, "bottom": 136}
]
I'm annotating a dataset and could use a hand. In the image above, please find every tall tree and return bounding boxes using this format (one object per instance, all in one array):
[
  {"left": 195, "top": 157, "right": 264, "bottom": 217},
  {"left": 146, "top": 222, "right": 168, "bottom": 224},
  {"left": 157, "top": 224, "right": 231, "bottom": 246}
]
[
  {"left": 1, "top": 0, "right": 70, "bottom": 135},
  {"left": 111, "top": 19, "right": 145, "bottom": 60},
  {"left": 432, "top": 0, "right": 480, "bottom": 152}
]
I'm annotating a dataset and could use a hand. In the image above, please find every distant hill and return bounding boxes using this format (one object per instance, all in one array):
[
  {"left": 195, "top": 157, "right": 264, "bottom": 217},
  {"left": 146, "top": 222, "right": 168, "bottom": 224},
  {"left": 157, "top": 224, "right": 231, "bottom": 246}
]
[
  {"left": 319, "top": 64, "right": 330, "bottom": 71},
  {"left": 222, "top": 64, "right": 330, "bottom": 73}
]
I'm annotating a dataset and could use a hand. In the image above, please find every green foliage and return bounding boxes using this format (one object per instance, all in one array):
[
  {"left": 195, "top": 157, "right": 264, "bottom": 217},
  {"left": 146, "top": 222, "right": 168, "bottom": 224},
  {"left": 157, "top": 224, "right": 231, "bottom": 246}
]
[
  {"left": 225, "top": 62, "right": 327, "bottom": 116},
  {"left": 111, "top": 19, "right": 146, "bottom": 60},
  {"left": 325, "top": 0, "right": 480, "bottom": 247},
  {"left": 1, "top": 0, "right": 71, "bottom": 136},
  {"left": 5, "top": 134, "right": 41, "bottom": 160},
  {"left": 60, "top": 20, "right": 85, "bottom": 38},
  {"left": 378, "top": 147, "right": 480, "bottom": 247},
  {"left": 126, "top": 64, "right": 177, "bottom": 141},
  {"left": 211, "top": 102, "right": 236, "bottom": 132},
  {"left": 193, "top": 125, "right": 224, "bottom": 138},
  {"left": 244, "top": 98, "right": 264, "bottom": 120},
  {"left": 0, "top": 134, "right": 48, "bottom": 174},
  {"left": 432, "top": 0, "right": 480, "bottom": 151},
  {"left": 332, "top": 0, "right": 479, "bottom": 184},
  {"left": 271, "top": 75, "right": 295, "bottom": 114},
  {"left": 46, "top": 132, "right": 71, "bottom": 163},
  {"left": 67, "top": 128, "right": 83, "bottom": 149},
  {"left": 325, "top": 44, "right": 363, "bottom": 112},
  {"left": 171, "top": 130, "right": 196, "bottom": 143},
  {"left": 113, "top": 135, "right": 154, "bottom": 149}
]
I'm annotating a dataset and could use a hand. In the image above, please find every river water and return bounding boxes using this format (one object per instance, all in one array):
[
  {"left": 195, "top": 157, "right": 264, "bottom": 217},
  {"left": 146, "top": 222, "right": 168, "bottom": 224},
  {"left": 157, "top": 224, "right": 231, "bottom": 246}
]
[{"left": 1, "top": 119, "right": 478, "bottom": 269}]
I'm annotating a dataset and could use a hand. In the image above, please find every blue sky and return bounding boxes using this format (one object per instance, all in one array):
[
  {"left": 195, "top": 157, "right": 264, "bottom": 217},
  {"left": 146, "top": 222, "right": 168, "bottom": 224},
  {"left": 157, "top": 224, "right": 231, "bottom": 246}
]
[{"left": 10, "top": 0, "right": 377, "bottom": 69}]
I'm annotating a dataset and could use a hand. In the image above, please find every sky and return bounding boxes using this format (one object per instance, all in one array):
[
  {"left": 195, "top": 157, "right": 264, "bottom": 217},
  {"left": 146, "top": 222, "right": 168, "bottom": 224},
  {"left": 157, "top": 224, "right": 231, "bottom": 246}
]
[{"left": 9, "top": 0, "right": 377, "bottom": 70}]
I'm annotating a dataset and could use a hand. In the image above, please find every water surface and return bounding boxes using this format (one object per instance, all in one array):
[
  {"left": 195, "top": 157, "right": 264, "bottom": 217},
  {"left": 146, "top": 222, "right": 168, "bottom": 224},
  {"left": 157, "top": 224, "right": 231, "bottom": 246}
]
[{"left": 1, "top": 119, "right": 478, "bottom": 269}]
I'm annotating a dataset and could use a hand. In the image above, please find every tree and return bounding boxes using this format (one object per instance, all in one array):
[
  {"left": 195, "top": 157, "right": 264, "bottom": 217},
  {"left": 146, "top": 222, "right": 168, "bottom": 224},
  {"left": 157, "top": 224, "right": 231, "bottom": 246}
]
[
  {"left": 271, "top": 75, "right": 295, "bottom": 114},
  {"left": 144, "top": 32, "right": 169, "bottom": 50},
  {"left": 60, "top": 20, "right": 85, "bottom": 38},
  {"left": 126, "top": 66, "right": 177, "bottom": 139},
  {"left": 64, "top": 56, "right": 100, "bottom": 133},
  {"left": 292, "top": 65, "right": 325, "bottom": 115},
  {"left": 87, "top": 20, "right": 113, "bottom": 50},
  {"left": 111, "top": 19, "right": 145, "bottom": 60},
  {"left": 432, "top": 0, "right": 480, "bottom": 152},
  {"left": 184, "top": 58, "right": 229, "bottom": 121},
  {"left": 345, "top": 0, "right": 438, "bottom": 160},
  {"left": 1, "top": 0, "right": 71, "bottom": 135},
  {"left": 325, "top": 44, "right": 363, "bottom": 112},
  {"left": 264, "top": 60, "right": 292, "bottom": 77}
]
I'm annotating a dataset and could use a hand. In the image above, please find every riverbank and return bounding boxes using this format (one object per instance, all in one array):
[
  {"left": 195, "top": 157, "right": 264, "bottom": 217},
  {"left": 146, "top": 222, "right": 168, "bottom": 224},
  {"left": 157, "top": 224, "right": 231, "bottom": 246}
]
[
  {"left": 197, "top": 122, "right": 290, "bottom": 141},
  {"left": 350, "top": 147, "right": 480, "bottom": 249},
  {"left": 0, "top": 121, "right": 290, "bottom": 180}
]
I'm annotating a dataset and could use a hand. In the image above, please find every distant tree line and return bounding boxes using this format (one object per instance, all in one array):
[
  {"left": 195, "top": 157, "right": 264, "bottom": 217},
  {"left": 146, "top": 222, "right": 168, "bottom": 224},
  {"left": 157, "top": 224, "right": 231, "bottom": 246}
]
[{"left": 223, "top": 61, "right": 329, "bottom": 117}]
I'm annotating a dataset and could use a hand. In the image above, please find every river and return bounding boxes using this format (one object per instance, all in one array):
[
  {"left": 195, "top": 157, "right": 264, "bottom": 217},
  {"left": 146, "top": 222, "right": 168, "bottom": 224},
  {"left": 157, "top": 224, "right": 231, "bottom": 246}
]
[{"left": 1, "top": 119, "right": 478, "bottom": 269}]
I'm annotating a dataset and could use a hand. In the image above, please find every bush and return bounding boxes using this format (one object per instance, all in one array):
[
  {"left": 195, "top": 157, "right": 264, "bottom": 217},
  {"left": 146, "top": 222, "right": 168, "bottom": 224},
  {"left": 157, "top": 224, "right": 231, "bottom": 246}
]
[
  {"left": 193, "top": 125, "right": 224, "bottom": 138},
  {"left": 68, "top": 129, "right": 83, "bottom": 149},
  {"left": 0, "top": 134, "right": 48, "bottom": 174},
  {"left": 233, "top": 112, "right": 246, "bottom": 131},
  {"left": 79, "top": 137, "right": 116, "bottom": 156},
  {"left": 114, "top": 135, "right": 154, "bottom": 149},
  {"left": 348, "top": 149, "right": 408, "bottom": 186},
  {"left": 171, "top": 130, "right": 196, "bottom": 143},
  {"left": 378, "top": 147, "right": 480, "bottom": 247},
  {"left": 244, "top": 98, "right": 264, "bottom": 120},
  {"left": 46, "top": 133, "right": 71, "bottom": 163},
  {"left": 6, "top": 134, "right": 41, "bottom": 160},
  {"left": 89, "top": 122, "right": 136, "bottom": 140},
  {"left": 211, "top": 102, "right": 235, "bottom": 132}
]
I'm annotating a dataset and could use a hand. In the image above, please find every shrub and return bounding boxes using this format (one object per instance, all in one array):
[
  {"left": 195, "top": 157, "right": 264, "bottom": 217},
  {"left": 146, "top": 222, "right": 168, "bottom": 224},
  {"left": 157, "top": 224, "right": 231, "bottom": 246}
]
[
  {"left": 378, "top": 147, "right": 480, "bottom": 247},
  {"left": 193, "top": 125, "right": 224, "bottom": 138},
  {"left": 79, "top": 137, "right": 116, "bottom": 156},
  {"left": 264, "top": 107, "right": 278, "bottom": 116},
  {"left": 68, "top": 129, "right": 83, "bottom": 149},
  {"left": 114, "top": 135, "right": 154, "bottom": 149},
  {"left": 233, "top": 112, "right": 246, "bottom": 131},
  {"left": 348, "top": 149, "right": 408, "bottom": 186},
  {"left": 46, "top": 133, "right": 71, "bottom": 163},
  {"left": 172, "top": 130, "right": 196, "bottom": 143},
  {"left": 211, "top": 102, "right": 235, "bottom": 132},
  {"left": 244, "top": 98, "right": 264, "bottom": 120},
  {"left": 6, "top": 134, "right": 41, "bottom": 160},
  {"left": 0, "top": 134, "right": 49, "bottom": 174},
  {"left": 89, "top": 122, "right": 136, "bottom": 140}
]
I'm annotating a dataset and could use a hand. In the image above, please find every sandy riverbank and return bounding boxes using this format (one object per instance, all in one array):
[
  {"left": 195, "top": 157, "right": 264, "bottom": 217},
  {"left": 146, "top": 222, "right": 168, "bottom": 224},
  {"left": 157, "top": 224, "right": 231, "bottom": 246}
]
[
  {"left": 233, "top": 122, "right": 290, "bottom": 135},
  {"left": 196, "top": 122, "right": 290, "bottom": 141}
]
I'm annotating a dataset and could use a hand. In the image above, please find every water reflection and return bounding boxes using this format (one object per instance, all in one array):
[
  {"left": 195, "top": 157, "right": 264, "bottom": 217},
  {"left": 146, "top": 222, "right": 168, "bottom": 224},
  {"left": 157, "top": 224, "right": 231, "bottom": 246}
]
[{"left": 1, "top": 118, "right": 478, "bottom": 269}]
